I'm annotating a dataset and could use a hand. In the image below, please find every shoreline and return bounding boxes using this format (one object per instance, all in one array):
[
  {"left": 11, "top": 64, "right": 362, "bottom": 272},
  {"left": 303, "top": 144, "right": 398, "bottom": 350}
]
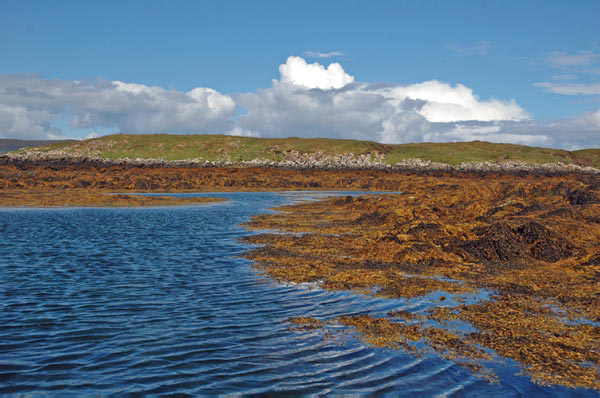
[
  {"left": 0, "top": 190, "right": 227, "bottom": 207},
  {"left": 241, "top": 172, "right": 600, "bottom": 390},
  {"left": 2, "top": 153, "right": 599, "bottom": 176},
  {"left": 1, "top": 155, "right": 598, "bottom": 388},
  {"left": 2, "top": 160, "right": 599, "bottom": 205}
]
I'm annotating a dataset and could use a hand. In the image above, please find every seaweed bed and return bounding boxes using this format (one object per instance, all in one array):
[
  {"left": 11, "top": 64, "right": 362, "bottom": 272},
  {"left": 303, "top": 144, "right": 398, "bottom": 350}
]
[
  {"left": 242, "top": 173, "right": 600, "bottom": 390},
  {"left": 0, "top": 190, "right": 225, "bottom": 207},
  {"left": 1, "top": 161, "right": 598, "bottom": 388}
]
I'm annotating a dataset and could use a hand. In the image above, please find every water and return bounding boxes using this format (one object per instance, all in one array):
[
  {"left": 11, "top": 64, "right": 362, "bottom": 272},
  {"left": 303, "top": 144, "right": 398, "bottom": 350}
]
[{"left": 0, "top": 192, "right": 596, "bottom": 397}]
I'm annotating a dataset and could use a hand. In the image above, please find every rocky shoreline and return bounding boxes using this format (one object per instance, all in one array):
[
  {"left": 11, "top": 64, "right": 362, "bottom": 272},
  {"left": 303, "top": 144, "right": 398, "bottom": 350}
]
[
  {"left": 2, "top": 149, "right": 599, "bottom": 175},
  {"left": 242, "top": 173, "right": 600, "bottom": 390},
  {"left": 2, "top": 144, "right": 599, "bottom": 388}
]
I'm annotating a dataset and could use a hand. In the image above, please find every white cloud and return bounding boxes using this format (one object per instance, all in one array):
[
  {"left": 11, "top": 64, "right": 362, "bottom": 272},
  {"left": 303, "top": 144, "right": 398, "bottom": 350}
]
[
  {"left": 84, "top": 132, "right": 99, "bottom": 140},
  {"left": 0, "top": 104, "right": 63, "bottom": 140},
  {"left": 550, "top": 74, "right": 577, "bottom": 81},
  {"left": 226, "top": 127, "right": 261, "bottom": 137},
  {"left": 437, "top": 124, "right": 552, "bottom": 147},
  {"left": 279, "top": 56, "right": 354, "bottom": 89},
  {"left": 237, "top": 56, "right": 530, "bottom": 145},
  {"left": 534, "top": 50, "right": 600, "bottom": 100},
  {"left": 303, "top": 51, "right": 345, "bottom": 59},
  {"left": 235, "top": 56, "right": 600, "bottom": 148},
  {"left": 1, "top": 57, "right": 599, "bottom": 149},
  {"left": 547, "top": 51, "right": 598, "bottom": 68},
  {"left": 380, "top": 80, "right": 529, "bottom": 122},
  {"left": 69, "top": 81, "right": 235, "bottom": 133},
  {"left": 236, "top": 80, "right": 393, "bottom": 141},
  {"left": 0, "top": 75, "right": 235, "bottom": 140},
  {"left": 565, "top": 108, "right": 600, "bottom": 130},
  {"left": 503, "top": 110, "right": 600, "bottom": 150},
  {"left": 534, "top": 82, "right": 600, "bottom": 96}
]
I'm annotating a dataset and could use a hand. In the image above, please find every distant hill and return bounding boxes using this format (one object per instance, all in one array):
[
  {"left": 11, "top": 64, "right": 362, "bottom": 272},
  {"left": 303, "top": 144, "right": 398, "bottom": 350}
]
[
  {"left": 0, "top": 139, "right": 75, "bottom": 154},
  {"left": 5, "top": 134, "right": 600, "bottom": 168}
]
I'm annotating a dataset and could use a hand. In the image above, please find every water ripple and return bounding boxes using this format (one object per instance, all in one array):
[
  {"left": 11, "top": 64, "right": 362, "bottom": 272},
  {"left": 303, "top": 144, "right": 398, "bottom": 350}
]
[{"left": 0, "top": 192, "right": 596, "bottom": 396}]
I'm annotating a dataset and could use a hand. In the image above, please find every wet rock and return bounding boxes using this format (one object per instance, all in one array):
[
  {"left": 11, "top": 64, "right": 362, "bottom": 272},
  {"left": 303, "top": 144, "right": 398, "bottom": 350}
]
[
  {"left": 134, "top": 180, "right": 149, "bottom": 190},
  {"left": 334, "top": 195, "right": 354, "bottom": 206},
  {"left": 516, "top": 203, "right": 546, "bottom": 215},
  {"left": 462, "top": 221, "right": 571, "bottom": 263},
  {"left": 407, "top": 223, "right": 440, "bottom": 234},
  {"left": 541, "top": 207, "right": 578, "bottom": 219},
  {"left": 580, "top": 253, "right": 600, "bottom": 267},
  {"left": 567, "top": 188, "right": 598, "bottom": 205},
  {"left": 353, "top": 211, "right": 389, "bottom": 225}
]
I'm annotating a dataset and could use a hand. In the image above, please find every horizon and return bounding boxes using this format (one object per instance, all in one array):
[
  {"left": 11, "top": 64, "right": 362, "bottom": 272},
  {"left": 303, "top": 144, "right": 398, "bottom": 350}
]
[{"left": 1, "top": 0, "right": 599, "bottom": 150}]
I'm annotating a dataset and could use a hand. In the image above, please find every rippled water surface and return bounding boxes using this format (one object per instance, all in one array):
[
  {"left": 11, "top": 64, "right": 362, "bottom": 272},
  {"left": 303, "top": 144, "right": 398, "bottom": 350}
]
[{"left": 0, "top": 192, "right": 597, "bottom": 397}]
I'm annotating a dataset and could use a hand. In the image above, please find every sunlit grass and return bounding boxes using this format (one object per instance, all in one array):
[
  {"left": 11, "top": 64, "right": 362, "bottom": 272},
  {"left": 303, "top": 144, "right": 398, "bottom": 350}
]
[{"left": 23, "top": 133, "right": 600, "bottom": 167}]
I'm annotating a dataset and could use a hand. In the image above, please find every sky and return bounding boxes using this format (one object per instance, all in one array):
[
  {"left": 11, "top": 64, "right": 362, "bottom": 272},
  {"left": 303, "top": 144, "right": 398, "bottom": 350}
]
[{"left": 1, "top": 0, "right": 600, "bottom": 149}]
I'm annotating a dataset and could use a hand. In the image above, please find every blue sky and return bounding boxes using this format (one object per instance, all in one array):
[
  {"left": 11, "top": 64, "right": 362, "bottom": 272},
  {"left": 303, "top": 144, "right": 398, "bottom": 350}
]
[{"left": 1, "top": 0, "right": 600, "bottom": 148}]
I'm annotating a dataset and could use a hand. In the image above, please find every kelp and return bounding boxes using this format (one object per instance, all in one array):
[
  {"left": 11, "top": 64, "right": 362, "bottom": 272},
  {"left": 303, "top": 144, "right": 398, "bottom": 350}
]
[{"left": 244, "top": 173, "right": 600, "bottom": 390}]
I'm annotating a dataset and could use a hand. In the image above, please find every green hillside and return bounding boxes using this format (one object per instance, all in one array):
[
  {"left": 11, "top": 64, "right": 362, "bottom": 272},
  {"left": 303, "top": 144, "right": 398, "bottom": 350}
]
[{"left": 15, "top": 133, "right": 600, "bottom": 167}]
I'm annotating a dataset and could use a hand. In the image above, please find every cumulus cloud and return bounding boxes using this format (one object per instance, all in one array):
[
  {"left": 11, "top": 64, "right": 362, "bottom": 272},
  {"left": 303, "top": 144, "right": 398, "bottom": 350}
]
[
  {"left": 235, "top": 56, "right": 600, "bottom": 148},
  {"left": 0, "top": 74, "right": 235, "bottom": 139},
  {"left": 2, "top": 56, "right": 599, "bottom": 149},
  {"left": 279, "top": 56, "right": 354, "bottom": 89},
  {"left": 236, "top": 81, "right": 393, "bottom": 141},
  {"left": 70, "top": 81, "right": 235, "bottom": 133},
  {"left": 379, "top": 81, "right": 529, "bottom": 122},
  {"left": 0, "top": 103, "right": 63, "bottom": 140},
  {"left": 237, "top": 56, "right": 531, "bottom": 145},
  {"left": 496, "top": 110, "right": 600, "bottom": 150}
]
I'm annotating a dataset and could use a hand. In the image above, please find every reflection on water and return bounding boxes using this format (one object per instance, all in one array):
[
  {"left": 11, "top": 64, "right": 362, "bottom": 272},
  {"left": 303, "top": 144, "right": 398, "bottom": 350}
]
[{"left": 0, "top": 192, "right": 595, "bottom": 396}]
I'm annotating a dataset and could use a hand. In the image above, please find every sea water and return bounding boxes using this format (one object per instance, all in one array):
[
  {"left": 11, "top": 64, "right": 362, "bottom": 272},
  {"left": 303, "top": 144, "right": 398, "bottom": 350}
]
[{"left": 0, "top": 192, "right": 596, "bottom": 396}]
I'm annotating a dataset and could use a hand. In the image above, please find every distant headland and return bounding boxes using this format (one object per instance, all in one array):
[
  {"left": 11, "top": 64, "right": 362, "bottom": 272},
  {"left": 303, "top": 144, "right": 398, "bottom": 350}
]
[{"left": 1, "top": 134, "right": 599, "bottom": 174}]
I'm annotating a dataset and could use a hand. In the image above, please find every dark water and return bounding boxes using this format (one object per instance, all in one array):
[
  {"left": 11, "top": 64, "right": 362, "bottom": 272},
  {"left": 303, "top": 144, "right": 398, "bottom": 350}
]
[{"left": 0, "top": 192, "right": 597, "bottom": 397}]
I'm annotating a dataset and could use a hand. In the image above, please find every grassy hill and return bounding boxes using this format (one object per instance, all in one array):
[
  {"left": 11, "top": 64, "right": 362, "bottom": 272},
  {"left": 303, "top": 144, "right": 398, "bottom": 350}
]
[{"left": 12, "top": 133, "right": 600, "bottom": 167}]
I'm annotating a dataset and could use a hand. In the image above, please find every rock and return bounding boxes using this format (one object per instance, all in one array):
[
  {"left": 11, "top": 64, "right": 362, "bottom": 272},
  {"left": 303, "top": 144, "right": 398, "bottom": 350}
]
[
  {"left": 460, "top": 221, "right": 572, "bottom": 263},
  {"left": 353, "top": 211, "right": 390, "bottom": 226},
  {"left": 2, "top": 146, "right": 599, "bottom": 175},
  {"left": 567, "top": 188, "right": 598, "bottom": 205}
]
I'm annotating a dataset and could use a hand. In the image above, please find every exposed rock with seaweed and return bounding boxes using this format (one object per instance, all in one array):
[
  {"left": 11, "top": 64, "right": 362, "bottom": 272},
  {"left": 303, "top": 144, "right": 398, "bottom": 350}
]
[
  {"left": 242, "top": 173, "right": 600, "bottom": 390},
  {"left": 1, "top": 148, "right": 599, "bottom": 387}
]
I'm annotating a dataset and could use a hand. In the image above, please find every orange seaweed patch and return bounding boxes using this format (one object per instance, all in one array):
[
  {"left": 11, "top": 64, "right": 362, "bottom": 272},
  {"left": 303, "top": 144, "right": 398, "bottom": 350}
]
[
  {"left": 0, "top": 189, "right": 226, "bottom": 207},
  {"left": 243, "top": 173, "right": 600, "bottom": 389}
]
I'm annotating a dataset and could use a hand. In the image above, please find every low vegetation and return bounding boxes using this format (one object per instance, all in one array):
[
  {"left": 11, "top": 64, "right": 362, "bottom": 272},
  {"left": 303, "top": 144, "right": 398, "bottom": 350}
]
[{"left": 15, "top": 133, "right": 600, "bottom": 167}]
